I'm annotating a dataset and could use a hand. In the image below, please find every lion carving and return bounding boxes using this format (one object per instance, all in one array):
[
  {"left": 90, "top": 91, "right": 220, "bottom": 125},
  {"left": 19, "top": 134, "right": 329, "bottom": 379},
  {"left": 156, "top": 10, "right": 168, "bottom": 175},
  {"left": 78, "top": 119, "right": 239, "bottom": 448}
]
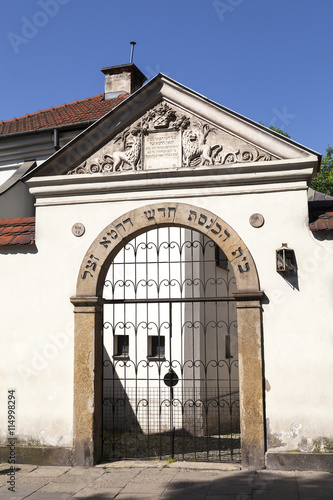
[
  {"left": 182, "top": 124, "right": 221, "bottom": 167},
  {"left": 105, "top": 129, "right": 141, "bottom": 171}
]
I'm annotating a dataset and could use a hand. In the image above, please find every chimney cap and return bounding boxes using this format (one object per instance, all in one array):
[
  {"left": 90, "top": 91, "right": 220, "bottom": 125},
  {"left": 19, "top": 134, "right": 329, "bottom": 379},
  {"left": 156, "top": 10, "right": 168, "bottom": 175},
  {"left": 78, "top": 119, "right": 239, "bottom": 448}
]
[
  {"left": 101, "top": 63, "right": 147, "bottom": 82},
  {"left": 101, "top": 63, "right": 147, "bottom": 98}
]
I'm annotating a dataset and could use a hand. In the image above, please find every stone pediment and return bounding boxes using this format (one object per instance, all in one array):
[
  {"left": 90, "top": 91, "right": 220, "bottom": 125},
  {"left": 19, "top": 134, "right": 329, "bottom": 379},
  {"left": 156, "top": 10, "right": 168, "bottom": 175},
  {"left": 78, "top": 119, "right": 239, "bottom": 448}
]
[
  {"left": 26, "top": 74, "right": 319, "bottom": 182},
  {"left": 67, "top": 101, "right": 278, "bottom": 175}
]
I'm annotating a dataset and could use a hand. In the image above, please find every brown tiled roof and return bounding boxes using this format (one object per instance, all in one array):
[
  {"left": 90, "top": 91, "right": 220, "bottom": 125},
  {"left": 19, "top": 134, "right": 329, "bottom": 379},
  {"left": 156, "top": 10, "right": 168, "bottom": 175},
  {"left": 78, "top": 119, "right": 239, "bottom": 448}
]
[
  {"left": 0, "top": 93, "right": 129, "bottom": 136},
  {"left": 309, "top": 212, "right": 333, "bottom": 232},
  {"left": 0, "top": 217, "right": 35, "bottom": 246}
]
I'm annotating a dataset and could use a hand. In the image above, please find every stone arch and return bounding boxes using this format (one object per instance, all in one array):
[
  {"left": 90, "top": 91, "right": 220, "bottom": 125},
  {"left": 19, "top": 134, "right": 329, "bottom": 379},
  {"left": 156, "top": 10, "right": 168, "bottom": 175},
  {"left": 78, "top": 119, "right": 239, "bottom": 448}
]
[{"left": 71, "top": 202, "right": 265, "bottom": 467}]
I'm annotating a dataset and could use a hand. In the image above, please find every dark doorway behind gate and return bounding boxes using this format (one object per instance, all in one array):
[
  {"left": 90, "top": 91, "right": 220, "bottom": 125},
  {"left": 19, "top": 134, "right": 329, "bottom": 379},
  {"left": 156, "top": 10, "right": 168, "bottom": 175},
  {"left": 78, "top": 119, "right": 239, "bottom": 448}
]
[{"left": 102, "top": 227, "right": 240, "bottom": 462}]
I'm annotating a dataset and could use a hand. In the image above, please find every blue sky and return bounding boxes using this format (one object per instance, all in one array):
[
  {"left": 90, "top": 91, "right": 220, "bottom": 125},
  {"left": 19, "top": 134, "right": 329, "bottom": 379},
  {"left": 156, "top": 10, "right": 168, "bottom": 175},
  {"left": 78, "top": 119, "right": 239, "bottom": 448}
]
[{"left": 0, "top": 0, "right": 332, "bottom": 156}]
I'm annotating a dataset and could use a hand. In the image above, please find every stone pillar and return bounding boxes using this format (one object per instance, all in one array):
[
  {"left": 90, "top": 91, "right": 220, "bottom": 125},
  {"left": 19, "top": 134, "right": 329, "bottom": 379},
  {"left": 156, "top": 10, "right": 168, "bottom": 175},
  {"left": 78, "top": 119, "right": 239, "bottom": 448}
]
[
  {"left": 233, "top": 292, "right": 265, "bottom": 469},
  {"left": 70, "top": 296, "right": 103, "bottom": 466}
]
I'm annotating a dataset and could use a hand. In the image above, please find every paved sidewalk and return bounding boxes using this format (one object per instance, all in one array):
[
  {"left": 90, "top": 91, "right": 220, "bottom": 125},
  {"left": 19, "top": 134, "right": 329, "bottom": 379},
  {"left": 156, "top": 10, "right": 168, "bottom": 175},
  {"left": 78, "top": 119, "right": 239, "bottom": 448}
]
[{"left": 0, "top": 461, "right": 332, "bottom": 499}]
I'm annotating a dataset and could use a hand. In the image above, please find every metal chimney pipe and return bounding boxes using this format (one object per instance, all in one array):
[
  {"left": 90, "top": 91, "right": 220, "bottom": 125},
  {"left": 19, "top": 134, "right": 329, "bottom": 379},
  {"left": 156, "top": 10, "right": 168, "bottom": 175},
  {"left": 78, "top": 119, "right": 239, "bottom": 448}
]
[{"left": 130, "top": 41, "right": 136, "bottom": 64}]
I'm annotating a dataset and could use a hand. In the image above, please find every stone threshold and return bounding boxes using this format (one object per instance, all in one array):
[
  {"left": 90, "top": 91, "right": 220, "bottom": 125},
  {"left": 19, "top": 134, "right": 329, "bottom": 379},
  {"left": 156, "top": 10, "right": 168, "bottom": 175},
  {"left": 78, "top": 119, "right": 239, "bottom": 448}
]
[
  {"left": 266, "top": 451, "right": 333, "bottom": 472},
  {"left": 0, "top": 446, "right": 72, "bottom": 466},
  {"left": 97, "top": 460, "right": 242, "bottom": 471}
]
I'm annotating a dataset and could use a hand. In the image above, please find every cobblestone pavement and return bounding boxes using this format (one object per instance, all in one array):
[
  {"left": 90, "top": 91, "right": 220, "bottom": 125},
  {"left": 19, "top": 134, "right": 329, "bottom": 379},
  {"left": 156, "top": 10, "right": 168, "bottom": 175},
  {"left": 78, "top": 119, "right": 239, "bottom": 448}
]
[{"left": 0, "top": 461, "right": 332, "bottom": 499}]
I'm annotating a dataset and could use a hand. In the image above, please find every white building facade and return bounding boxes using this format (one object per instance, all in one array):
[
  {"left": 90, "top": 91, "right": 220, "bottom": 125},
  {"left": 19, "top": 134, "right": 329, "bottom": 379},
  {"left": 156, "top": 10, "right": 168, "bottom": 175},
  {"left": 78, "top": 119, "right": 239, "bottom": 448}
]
[{"left": 0, "top": 69, "right": 332, "bottom": 471}]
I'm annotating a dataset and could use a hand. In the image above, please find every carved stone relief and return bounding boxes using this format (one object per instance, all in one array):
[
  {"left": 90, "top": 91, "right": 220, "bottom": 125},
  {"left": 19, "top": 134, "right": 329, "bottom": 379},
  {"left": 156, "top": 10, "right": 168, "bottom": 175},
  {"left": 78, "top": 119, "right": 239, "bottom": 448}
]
[{"left": 68, "top": 101, "right": 278, "bottom": 175}]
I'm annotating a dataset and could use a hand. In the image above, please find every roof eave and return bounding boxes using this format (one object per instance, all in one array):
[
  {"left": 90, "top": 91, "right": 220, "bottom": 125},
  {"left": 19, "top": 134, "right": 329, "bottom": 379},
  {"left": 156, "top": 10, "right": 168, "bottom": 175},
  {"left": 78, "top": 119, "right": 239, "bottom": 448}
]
[
  {"left": 0, "top": 120, "right": 97, "bottom": 141},
  {"left": 23, "top": 77, "right": 162, "bottom": 179}
]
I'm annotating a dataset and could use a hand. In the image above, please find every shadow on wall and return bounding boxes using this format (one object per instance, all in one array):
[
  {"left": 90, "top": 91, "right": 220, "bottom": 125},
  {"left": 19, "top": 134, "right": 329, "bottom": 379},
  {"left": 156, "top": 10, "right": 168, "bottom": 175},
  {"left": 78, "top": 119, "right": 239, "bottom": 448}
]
[
  {"left": 102, "top": 345, "right": 142, "bottom": 434},
  {"left": 0, "top": 244, "right": 37, "bottom": 255}
]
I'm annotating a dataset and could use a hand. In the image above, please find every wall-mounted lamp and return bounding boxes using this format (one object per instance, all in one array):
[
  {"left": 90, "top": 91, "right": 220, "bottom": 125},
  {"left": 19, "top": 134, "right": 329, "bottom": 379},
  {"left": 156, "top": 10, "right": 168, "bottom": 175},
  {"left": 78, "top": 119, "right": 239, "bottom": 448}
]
[{"left": 276, "top": 244, "right": 296, "bottom": 273}]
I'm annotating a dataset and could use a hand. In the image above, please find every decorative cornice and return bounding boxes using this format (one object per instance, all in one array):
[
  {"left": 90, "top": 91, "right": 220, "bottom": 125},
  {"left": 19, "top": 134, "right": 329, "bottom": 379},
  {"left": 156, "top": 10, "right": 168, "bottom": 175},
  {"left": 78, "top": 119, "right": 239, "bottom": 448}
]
[
  {"left": 233, "top": 291, "right": 265, "bottom": 301},
  {"left": 70, "top": 296, "right": 103, "bottom": 309},
  {"left": 26, "top": 157, "right": 317, "bottom": 204}
]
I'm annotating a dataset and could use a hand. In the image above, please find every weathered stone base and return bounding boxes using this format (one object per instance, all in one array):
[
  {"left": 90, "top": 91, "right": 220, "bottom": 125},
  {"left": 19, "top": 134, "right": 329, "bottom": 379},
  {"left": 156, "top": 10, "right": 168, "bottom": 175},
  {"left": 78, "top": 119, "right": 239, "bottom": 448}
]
[
  {"left": 0, "top": 446, "right": 73, "bottom": 466},
  {"left": 266, "top": 452, "right": 333, "bottom": 472}
]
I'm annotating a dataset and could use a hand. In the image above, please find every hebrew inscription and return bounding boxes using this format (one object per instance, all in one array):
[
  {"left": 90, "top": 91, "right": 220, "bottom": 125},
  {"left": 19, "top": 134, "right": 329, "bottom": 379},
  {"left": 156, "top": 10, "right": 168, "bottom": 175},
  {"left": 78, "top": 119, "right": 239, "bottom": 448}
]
[
  {"left": 80, "top": 204, "right": 252, "bottom": 282},
  {"left": 238, "top": 261, "right": 250, "bottom": 273},
  {"left": 143, "top": 207, "right": 177, "bottom": 222},
  {"left": 187, "top": 210, "right": 231, "bottom": 241},
  {"left": 115, "top": 218, "right": 133, "bottom": 233},
  {"left": 81, "top": 254, "right": 99, "bottom": 280},
  {"left": 144, "top": 132, "right": 180, "bottom": 170}
]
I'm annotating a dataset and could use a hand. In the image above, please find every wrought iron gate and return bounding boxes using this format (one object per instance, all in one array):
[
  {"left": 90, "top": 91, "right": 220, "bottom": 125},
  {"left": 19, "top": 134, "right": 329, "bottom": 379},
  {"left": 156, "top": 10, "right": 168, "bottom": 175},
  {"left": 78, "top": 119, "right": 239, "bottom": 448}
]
[{"left": 102, "top": 227, "right": 240, "bottom": 462}]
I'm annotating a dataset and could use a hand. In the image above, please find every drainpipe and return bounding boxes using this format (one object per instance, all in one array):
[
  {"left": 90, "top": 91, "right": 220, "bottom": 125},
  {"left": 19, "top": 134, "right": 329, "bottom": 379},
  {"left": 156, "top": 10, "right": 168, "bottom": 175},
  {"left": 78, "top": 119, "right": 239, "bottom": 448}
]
[{"left": 53, "top": 128, "right": 59, "bottom": 151}]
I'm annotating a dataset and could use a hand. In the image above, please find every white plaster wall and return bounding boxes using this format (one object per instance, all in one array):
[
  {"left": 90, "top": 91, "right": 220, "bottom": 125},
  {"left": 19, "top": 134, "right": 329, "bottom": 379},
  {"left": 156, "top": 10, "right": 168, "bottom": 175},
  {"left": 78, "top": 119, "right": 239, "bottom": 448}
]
[{"left": 0, "top": 185, "right": 332, "bottom": 452}]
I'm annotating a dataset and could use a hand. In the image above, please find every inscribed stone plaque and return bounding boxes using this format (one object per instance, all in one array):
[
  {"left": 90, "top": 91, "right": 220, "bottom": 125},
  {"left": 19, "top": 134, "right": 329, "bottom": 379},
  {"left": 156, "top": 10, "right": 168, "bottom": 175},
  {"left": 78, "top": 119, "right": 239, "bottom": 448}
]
[
  {"left": 144, "top": 131, "right": 180, "bottom": 170},
  {"left": 72, "top": 223, "right": 85, "bottom": 237}
]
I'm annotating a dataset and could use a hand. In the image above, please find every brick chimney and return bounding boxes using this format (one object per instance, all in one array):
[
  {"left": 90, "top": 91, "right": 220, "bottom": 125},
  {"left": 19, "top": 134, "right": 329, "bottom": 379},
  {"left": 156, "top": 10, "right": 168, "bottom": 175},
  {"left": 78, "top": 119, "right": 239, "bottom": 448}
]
[{"left": 101, "top": 63, "right": 147, "bottom": 100}]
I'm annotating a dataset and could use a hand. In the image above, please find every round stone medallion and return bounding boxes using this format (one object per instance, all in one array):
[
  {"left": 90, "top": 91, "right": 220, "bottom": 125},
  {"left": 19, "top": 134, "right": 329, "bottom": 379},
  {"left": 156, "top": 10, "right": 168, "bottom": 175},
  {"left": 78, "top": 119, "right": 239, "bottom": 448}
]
[
  {"left": 72, "top": 223, "right": 85, "bottom": 237},
  {"left": 249, "top": 213, "right": 265, "bottom": 228}
]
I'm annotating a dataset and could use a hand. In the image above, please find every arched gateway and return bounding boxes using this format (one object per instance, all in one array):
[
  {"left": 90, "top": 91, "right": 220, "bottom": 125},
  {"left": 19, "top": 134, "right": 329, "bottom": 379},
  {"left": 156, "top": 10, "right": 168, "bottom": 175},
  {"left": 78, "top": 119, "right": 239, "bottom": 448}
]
[{"left": 71, "top": 202, "right": 265, "bottom": 467}]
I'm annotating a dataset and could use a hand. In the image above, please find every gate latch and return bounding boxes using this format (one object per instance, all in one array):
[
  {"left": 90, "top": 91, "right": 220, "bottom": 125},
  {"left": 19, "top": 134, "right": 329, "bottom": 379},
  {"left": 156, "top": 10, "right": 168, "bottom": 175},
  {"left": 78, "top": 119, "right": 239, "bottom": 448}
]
[{"left": 163, "top": 368, "right": 179, "bottom": 387}]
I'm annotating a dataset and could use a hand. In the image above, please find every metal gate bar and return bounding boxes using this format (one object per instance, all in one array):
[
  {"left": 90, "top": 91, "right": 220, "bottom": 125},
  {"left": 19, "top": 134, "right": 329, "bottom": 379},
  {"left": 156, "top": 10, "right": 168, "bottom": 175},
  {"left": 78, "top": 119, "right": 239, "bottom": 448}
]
[{"left": 103, "top": 297, "right": 235, "bottom": 304}]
